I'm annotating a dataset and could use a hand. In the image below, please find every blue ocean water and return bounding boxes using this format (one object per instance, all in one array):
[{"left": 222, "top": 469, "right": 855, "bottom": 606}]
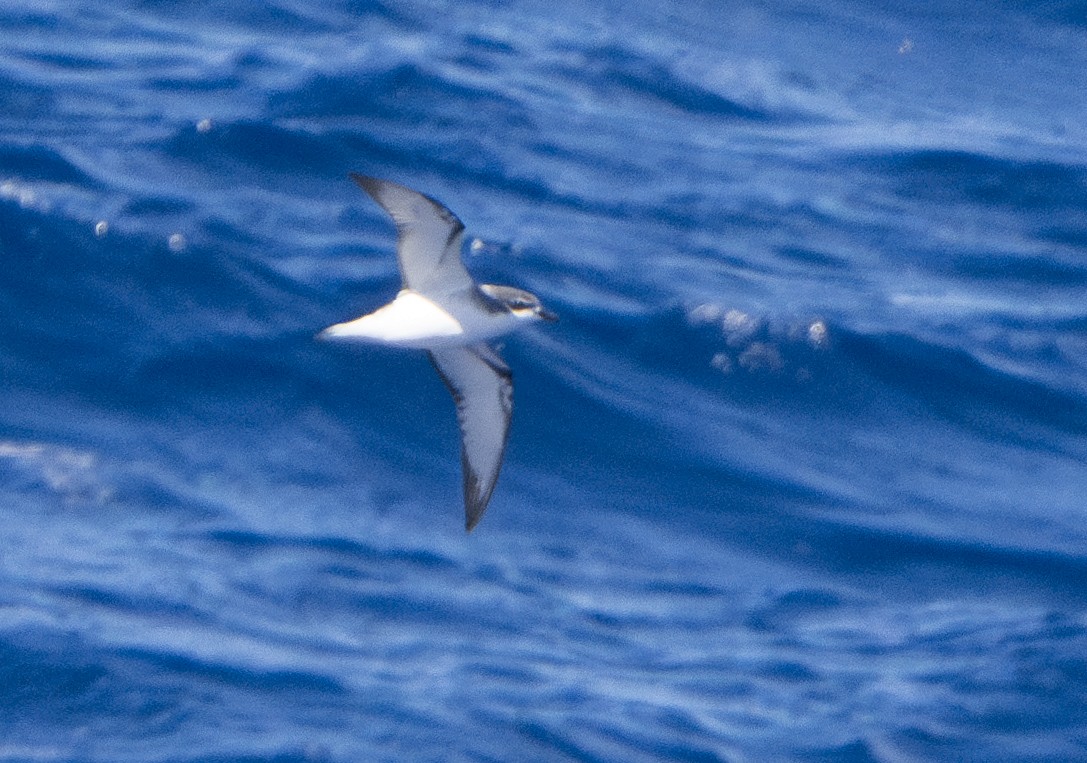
[{"left": 2, "top": 0, "right": 1087, "bottom": 760}]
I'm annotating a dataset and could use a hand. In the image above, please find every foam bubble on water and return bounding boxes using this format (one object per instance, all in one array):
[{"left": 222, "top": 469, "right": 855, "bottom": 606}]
[
  {"left": 168, "top": 232, "right": 187, "bottom": 252},
  {"left": 738, "top": 342, "right": 785, "bottom": 373},
  {"left": 687, "top": 303, "right": 830, "bottom": 378},
  {"left": 0, "top": 178, "right": 50, "bottom": 212},
  {"left": 722, "top": 309, "right": 760, "bottom": 347},
  {"left": 467, "top": 237, "right": 521, "bottom": 258},
  {"left": 688, "top": 303, "right": 723, "bottom": 325},
  {"left": 710, "top": 352, "right": 733, "bottom": 374},
  {"left": 0, "top": 440, "right": 114, "bottom": 504}
]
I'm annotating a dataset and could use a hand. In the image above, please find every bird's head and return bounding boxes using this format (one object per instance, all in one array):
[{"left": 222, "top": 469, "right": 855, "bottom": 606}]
[{"left": 480, "top": 284, "right": 558, "bottom": 323}]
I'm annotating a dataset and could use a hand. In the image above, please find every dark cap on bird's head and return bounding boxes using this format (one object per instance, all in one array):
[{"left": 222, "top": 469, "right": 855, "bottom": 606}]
[{"left": 479, "top": 284, "right": 557, "bottom": 322}]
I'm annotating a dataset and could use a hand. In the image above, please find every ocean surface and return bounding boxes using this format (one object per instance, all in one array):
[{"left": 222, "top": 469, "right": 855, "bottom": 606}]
[{"left": 2, "top": 1, "right": 1087, "bottom": 761}]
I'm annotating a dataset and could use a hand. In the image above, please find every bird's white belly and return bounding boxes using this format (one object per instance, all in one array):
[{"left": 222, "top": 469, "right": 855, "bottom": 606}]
[
  {"left": 320, "top": 291, "right": 464, "bottom": 347},
  {"left": 319, "top": 290, "right": 512, "bottom": 348}
]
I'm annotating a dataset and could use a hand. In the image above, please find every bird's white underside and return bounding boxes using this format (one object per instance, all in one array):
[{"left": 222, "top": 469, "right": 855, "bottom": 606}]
[{"left": 320, "top": 289, "right": 522, "bottom": 349}]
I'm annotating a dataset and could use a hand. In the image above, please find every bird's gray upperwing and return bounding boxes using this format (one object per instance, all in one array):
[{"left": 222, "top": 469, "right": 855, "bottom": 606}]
[
  {"left": 350, "top": 174, "right": 474, "bottom": 296},
  {"left": 428, "top": 344, "right": 513, "bottom": 531}
]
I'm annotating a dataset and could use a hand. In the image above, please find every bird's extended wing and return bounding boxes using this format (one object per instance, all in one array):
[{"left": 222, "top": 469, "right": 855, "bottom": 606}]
[
  {"left": 428, "top": 345, "right": 513, "bottom": 531},
  {"left": 350, "top": 174, "right": 474, "bottom": 296}
]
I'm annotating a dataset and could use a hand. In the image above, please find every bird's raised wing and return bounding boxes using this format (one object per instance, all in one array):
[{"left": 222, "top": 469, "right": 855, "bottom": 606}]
[
  {"left": 428, "top": 345, "right": 513, "bottom": 531},
  {"left": 350, "top": 174, "right": 474, "bottom": 296}
]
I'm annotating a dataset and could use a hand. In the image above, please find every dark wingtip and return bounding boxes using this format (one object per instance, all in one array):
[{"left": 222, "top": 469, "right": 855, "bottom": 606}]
[
  {"left": 349, "top": 172, "right": 379, "bottom": 195},
  {"left": 461, "top": 449, "right": 499, "bottom": 533},
  {"left": 465, "top": 498, "right": 487, "bottom": 532}
]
